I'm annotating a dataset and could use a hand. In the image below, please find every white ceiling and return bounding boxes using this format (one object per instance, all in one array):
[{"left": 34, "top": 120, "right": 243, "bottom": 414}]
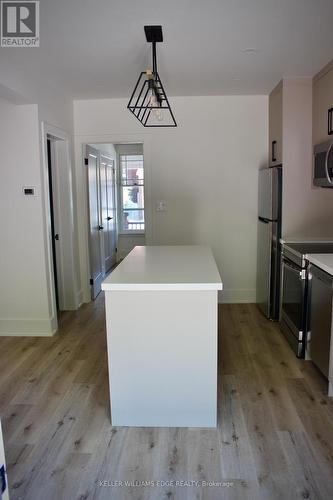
[{"left": 1, "top": 0, "right": 333, "bottom": 100}]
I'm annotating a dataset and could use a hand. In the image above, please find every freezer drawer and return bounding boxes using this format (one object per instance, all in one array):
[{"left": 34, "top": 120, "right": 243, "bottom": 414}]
[
  {"left": 257, "top": 218, "right": 280, "bottom": 320},
  {"left": 308, "top": 265, "right": 333, "bottom": 378},
  {"left": 257, "top": 218, "right": 272, "bottom": 318}
]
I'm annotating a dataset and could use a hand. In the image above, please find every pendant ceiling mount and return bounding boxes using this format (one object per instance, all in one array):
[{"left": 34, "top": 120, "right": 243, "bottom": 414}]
[
  {"left": 127, "top": 25, "right": 177, "bottom": 127},
  {"left": 144, "top": 25, "right": 163, "bottom": 43}
]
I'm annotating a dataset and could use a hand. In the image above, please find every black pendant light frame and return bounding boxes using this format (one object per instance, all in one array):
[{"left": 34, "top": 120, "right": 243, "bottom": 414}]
[{"left": 127, "top": 26, "right": 177, "bottom": 127}]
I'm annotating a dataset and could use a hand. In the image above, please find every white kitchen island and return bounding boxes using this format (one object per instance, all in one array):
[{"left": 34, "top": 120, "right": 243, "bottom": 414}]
[{"left": 101, "top": 245, "right": 223, "bottom": 428}]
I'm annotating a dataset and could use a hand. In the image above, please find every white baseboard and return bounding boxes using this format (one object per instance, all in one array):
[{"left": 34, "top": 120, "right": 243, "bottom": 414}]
[
  {"left": 219, "top": 289, "right": 256, "bottom": 304},
  {"left": 0, "top": 317, "right": 56, "bottom": 337},
  {"left": 76, "top": 289, "right": 83, "bottom": 308}
]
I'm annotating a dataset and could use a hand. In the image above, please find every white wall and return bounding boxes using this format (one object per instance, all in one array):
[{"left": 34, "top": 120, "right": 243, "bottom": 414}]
[
  {"left": 0, "top": 98, "right": 55, "bottom": 334},
  {"left": 74, "top": 95, "right": 268, "bottom": 303},
  {"left": 0, "top": 79, "right": 79, "bottom": 334},
  {"left": 91, "top": 143, "right": 117, "bottom": 158}
]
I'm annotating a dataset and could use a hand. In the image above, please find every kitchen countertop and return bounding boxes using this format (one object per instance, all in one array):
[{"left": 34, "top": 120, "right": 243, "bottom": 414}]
[
  {"left": 280, "top": 237, "right": 333, "bottom": 244},
  {"left": 101, "top": 245, "right": 223, "bottom": 291},
  {"left": 307, "top": 254, "right": 333, "bottom": 276}
]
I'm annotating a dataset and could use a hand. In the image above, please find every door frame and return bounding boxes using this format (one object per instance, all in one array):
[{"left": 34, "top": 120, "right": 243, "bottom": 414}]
[
  {"left": 41, "top": 122, "right": 78, "bottom": 329},
  {"left": 75, "top": 135, "right": 152, "bottom": 303}
]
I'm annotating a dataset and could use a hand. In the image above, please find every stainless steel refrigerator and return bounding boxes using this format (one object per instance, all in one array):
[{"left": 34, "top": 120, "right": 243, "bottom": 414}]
[{"left": 257, "top": 165, "right": 282, "bottom": 320}]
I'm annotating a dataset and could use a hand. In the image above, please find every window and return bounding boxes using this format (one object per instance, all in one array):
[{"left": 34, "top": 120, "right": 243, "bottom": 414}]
[{"left": 119, "top": 154, "right": 145, "bottom": 232}]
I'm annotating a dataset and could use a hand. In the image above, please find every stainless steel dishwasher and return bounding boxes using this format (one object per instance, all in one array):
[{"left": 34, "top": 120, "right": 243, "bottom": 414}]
[{"left": 308, "top": 264, "right": 333, "bottom": 378}]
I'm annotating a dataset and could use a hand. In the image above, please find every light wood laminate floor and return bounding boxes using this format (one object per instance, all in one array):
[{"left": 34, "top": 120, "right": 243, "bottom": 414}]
[{"left": 0, "top": 297, "right": 333, "bottom": 499}]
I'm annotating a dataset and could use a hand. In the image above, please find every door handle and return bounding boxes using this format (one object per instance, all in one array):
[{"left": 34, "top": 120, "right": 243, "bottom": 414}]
[
  {"left": 272, "top": 140, "right": 277, "bottom": 162},
  {"left": 107, "top": 216, "right": 113, "bottom": 221},
  {"left": 328, "top": 107, "right": 333, "bottom": 135},
  {"left": 258, "top": 216, "right": 270, "bottom": 224},
  {"left": 98, "top": 225, "right": 104, "bottom": 230}
]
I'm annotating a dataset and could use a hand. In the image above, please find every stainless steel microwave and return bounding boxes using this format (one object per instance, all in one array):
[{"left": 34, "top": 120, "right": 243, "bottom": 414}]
[{"left": 313, "top": 140, "right": 333, "bottom": 188}]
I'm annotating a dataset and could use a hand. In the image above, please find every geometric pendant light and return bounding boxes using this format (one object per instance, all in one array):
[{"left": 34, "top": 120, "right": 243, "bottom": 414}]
[{"left": 127, "top": 26, "right": 177, "bottom": 127}]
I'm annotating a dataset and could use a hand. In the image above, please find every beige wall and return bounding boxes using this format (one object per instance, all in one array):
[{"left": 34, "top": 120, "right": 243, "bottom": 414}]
[{"left": 74, "top": 95, "right": 268, "bottom": 303}]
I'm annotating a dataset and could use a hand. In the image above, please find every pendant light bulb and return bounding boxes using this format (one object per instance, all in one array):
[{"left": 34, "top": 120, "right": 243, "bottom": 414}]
[
  {"left": 149, "top": 91, "right": 157, "bottom": 107},
  {"left": 155, "top": 106, "right": 163, "bottom": 121},
  {"left": 148, "top": 88, "right": 163, "bottom": 121}
]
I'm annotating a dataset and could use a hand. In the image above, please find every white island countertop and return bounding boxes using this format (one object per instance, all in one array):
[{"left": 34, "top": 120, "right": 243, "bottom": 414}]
[
  {"left": 307, "top": 254, "right": 333, "bottom": 276},
  {"left": 102, "top": 245, "right": 223, "bottom": 291}
]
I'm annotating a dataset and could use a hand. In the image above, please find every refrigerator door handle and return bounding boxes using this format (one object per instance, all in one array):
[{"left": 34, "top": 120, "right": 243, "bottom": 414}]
[{"left": 259, "top": 216, "right": 279, "bottom": 224}]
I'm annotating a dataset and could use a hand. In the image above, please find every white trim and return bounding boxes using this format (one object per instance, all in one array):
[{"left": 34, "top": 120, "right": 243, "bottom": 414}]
[
  {"left": 75, "top": 133, "right": 152, "bottom": 303},
  {"left": 0, "top": 317, "right": 57, "bottom": 336},
  {"left": 77, "top": 289, "right": 84, "bottom": 308},
  {"left": 118, "top": 231, "right": 146, "bottom": 236},
  {"left": 41, "top": 122, "right": 79, "bottom": 324}
]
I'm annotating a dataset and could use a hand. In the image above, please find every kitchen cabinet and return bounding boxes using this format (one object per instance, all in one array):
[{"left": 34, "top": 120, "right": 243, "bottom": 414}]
[
  {"left": 269, "top": 79, "right": 312, "bottom": 168},
  {"left": 313, "top": 61, "right": 333, "bottom": 145},
  {"left": 269, "top": 81, "right": 283, "bottom": 165},
  {"left": 268, "top": 78, "right": 315, "bottom": 237},
  {"left": 307, "top": 254, "right": 333, "bottom": 397}
]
